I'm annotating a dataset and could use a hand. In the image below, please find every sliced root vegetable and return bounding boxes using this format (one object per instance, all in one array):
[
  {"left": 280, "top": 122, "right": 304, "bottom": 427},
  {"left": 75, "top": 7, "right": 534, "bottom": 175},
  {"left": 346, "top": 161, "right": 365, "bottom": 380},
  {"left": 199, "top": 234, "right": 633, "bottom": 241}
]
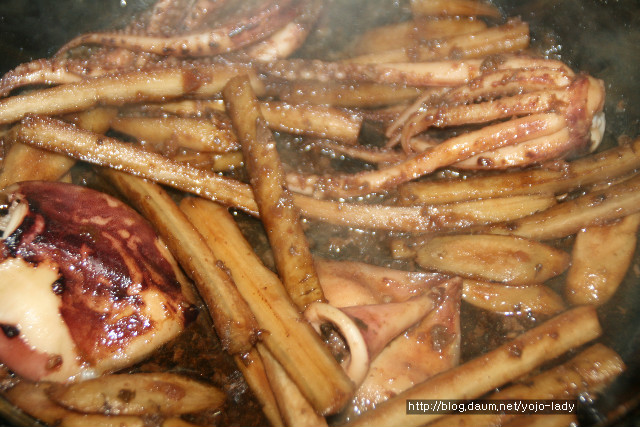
[
  {"left": 276, "top": 81, "right": 423, "bottom": 108},
  {"left": 489, "top": 172, "right": 640, "bottom": 240},
  {"left": 233, "top": 348, "right": 284, "bottom": 427},
  {"left": 13, "top": 115, "right": 259, "bottom": 215},
  {"left": 257, "top": 343, "right": 327, "bottom": 427},
  {"left": 345, "top": 306, "right": 602, "bottom": 427},
  {"left": 223, "top": 74, "right": 324, "bottom": 310},
  {"left": 179, "top": 197, "right": 354, "bottom": 415},
  {"left": 566, "top": 212, "right": 640, "bottom": 306},
  {"left": 348, "top": 19, "right": 529, "bottom": 64},
  {"left": 47, "top": 372, "right": 225, "bottom": 416},
  {"left": 502, "top": 414, "right": 577, "bottom": 427},
  {"left": 3, "top": 381, "right": 72, "bottom": 426},
  {"left": 102, "top": 170, "right": 259, "bottom": 355},
  {"left": 426, "top": 343, "right": 624, "bottom": 427},
  {"left": 462, "top": 279, "right": 565, "bottom": 315},
  {"left": 351, "top": 18, "right": 488, "bottom": 56},
  {"left": 295, "top": 193, "right": 555, "bottom": 233},
  {"left": 260, "top": 101, "right": 363, "bottom": 145},
  {"left": 0, "top": 143, "right": 76, "bottom": 191},
  {"left": 59, "top": 414, "right": 200, "bottom": 427},
  {"left": 398, "top": 137, "right": 640, "bottom": 205},
  {"left": 410, "top": 0, "right": 502, "bottom": 18},
  {"left": 414, "top": 234, "right": 570, "bottom": 285},
  {"left": 0, "top": 64, "right": 264, "bottom": 126},
  {"left": 110, "top": 116, "right": 240, "bottom": 153}
]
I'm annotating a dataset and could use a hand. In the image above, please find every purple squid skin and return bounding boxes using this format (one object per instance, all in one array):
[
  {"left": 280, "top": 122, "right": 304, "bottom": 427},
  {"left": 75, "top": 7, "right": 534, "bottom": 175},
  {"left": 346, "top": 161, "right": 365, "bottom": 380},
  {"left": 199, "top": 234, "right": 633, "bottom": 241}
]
[{"left": 2, "top": 181, "right": 193, "bottom": 370}]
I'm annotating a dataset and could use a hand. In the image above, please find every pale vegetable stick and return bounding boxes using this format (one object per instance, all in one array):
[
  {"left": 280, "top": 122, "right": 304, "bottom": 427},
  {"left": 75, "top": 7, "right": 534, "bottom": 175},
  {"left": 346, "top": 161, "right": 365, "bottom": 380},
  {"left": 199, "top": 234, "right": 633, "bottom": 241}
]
[
  {"left": 3, "top": 381, "right": 71, "bottom": 426},
  {"left": 48, "top": 372, "right": 225, "bottom": 415},
  {"left": 489, "top": 172, "right": 640, "bottom": 240},
  {"left": 180, "top": 197, "right": 354, "bottom": 415},
  {"left": 234, "top": 349, "right": 285, "bottom": 427},
  {"left": 566, "top": 213, "right": 640, "bottom": 306},
  {"left": 64, "top": 107, "right": 118, "bottom": 134},
  {"left": 348, "top": 19, "right": 529, "bottom": 63},
  {"left": 311, "top": 140, "right": 407, "bottom": 164},
  {"left": 502, "top": 414, "right": 577, "bottom": 427},
  {"left": 110, "top": 116, "right": 240, "bottom": 153},
  {"left": 258, "top": 343, "right": 328, "bottom": 427},
  {"left": 0, "top": 108, "right": 114, "bottom": 190},
  {"left": 410, "top": 0, "right": 501, "bottom": 18},
  {"left": 102, "top": 170, "right": 259, "bottom": 355},
  {"left": 223, "top": 75, "right": 324, "bottom": 310},
  {"left": 14, "top": 115, "right": 259, "bottom": 215},
  {"left": 141, "top": 99, "right": 225, "bottom": 115},
  {"left": 171, "top": 151, "right": 244, "bottom": 172},
  {"left": 259, "top": 57, "right": 498, "bottom": 87},
  {"left": 0, "top": 143, "right": 75, "bottom": 191},
  {"left": 426, "top": 343, "right": 624, "bottom": 427},
  {"left": 399, "top": 137, "right": 640, "bottom": 205},
  {"left": 260, "top": 101, "right": 363, "bottom": 145},
  {"left": 294, "top": 193, "right": 555, "bottom": 232},
  {"left": 415, "top": 234, "right": 570, "bottom": 285},
  {"left": 60, "top": 414, "right": 200, "bottom": 427},
  {"left": 346, "top": 305, "right": 602, "bottom": 427},
  {"left": 140, "top": 100, "right": 364, "bottom": 144},
  {"left": 0, "top": 64, "right": 264, "bottom": 125},
  {"left": 462, "top": 279, "right": 565, "bottom": 315},
  {"left": 351, "top": 18, "right": 488, "bottom": 55},
  {"left": 277, "top": 81, "right": 423, "bottom": 108}
]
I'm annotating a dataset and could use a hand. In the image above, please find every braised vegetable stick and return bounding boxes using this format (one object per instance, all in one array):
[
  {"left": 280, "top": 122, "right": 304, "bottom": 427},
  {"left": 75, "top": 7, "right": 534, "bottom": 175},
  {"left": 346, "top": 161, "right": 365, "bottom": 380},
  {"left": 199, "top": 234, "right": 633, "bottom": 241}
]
[
  {"left": 351, "top": 18, "right": 488, "bottom": 56},
  {"left": 180, "top": 197, "right": 354, "bottom": 415},
  {"left": 260, "top": 101, "right": 363, "bottom": 145},
  {"left": 101, "top": 170, "right": 259, "bottom": 355},
  {"left": 3, "top": 382, "right": 71, "bottom": 426},
  {"left": 346, "top": 305, "right": 602, "bottom": 427},
  {"left": 502, "top": 414, "right": 577, "bottom": 427},
  {"left": 110, "top": 116, "right": 241, "bottom": 153},
  {"left": 258, "top": 343, "right": 328, "bottom": 427},
  {"left": 293, "top": 193, "right": 555, "bottom": 232},
  {"left": 410, "top": 0, "right": 502, "bottom": 18},
  {"left": 59, "top": 414, "right": 200, "bottom": 427},
  {"left": 234, "top": 349, "right": 285, "bottom": 427},
  {"left": 47, "top": 372, "right": 225, "bottom": 416},
  {"left": 399, "top": 137, "right": 640, "bottom": 205},
  {"left": 347, "top": 19, "right": 529, "bottom": 64},
  {"left": 0, "top": 144, "right": 75, "bottom": 191},
  {"left": 425, "top": 343, "right": 624, "bottom": 427},
  {"left": 11, "top": 113, "right": 559, "bottom": 233},
  {"left": 0, "top": 64, "right": 265, "bottom": 126},
  {"left": 3, "top": 380, "right": 201, "bottom": 427},
  {"left": 566, "top": 212, "right": 640, "bottom": 306},
  {"left": 276, "top": 81, "right": 423, "bottom": 108},
  {"left": 13, "top": 115, "right": 259, "bottom": 215},
  {"left": 139, "top": 100, "right": 364, "bottom": 145},
  {"left": 223, "top": 74, "right": 325, "bottom": 310},
  {"left": 488, "top": 172, "right": 640, "bottom": 240},
  {"left": 415, "top": 234, "right": 570, "bottom": 285},
  {"left": 0, "top": 108, "right": 115, "bottom": 190},
  {"left": 462, "top": 279, "right": 566, "bottom": 315}
]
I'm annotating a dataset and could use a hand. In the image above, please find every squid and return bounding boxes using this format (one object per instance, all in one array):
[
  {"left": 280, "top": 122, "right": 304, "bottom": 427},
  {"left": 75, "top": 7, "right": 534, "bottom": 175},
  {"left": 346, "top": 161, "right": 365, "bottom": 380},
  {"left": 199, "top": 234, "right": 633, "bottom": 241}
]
[
  {"left": 305, "top": 259, "right": 461, "bottom": 415},
  {"left": 285, "top": 67, "right": 606, "bottom": 199},
  {"left": 0, "top": 0, "right": 316, "bottom": 97},
  {"left": 0, "top": 181, "right": 194, "bottom": 382}
]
